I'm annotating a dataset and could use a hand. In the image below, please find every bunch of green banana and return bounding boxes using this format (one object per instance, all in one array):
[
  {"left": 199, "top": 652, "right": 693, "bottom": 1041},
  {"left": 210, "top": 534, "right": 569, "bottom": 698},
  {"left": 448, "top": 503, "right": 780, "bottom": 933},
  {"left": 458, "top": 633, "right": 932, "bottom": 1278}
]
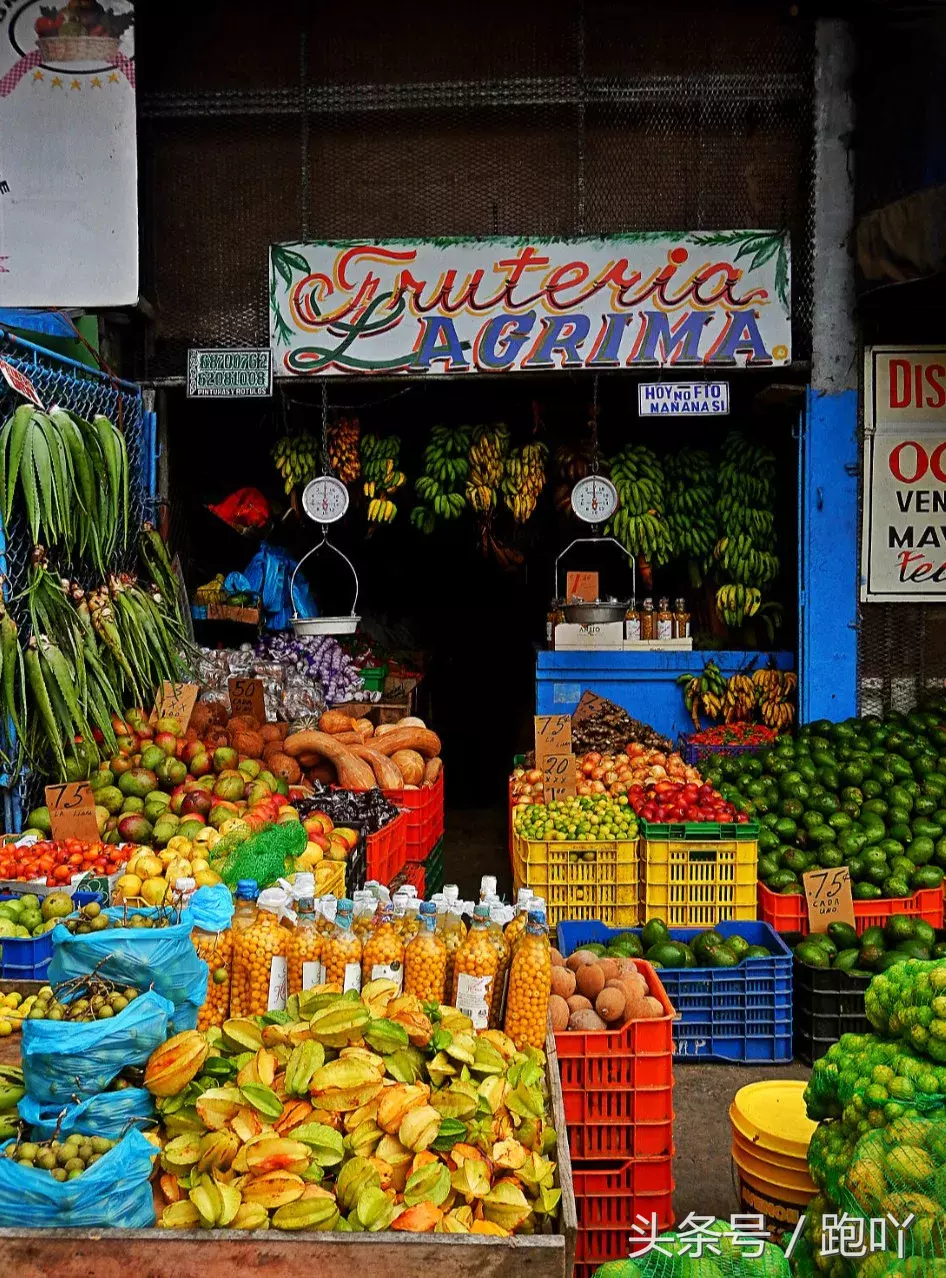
[
  {"left": 606, "top": 445, "right": 673, "bottom": 565},
  {"left": 0, "top": 406, "right": 129, "bottom": 573},
  {"left": 677, "top": 660, "right": 727, "bottom": 728},
  {"left": 411, "top": 425, "right": 470, "bottom": 532},
  {"left": 272, "top": 435, "right": 317, "bottom": 494},
  {"left": 713, "top": 431, "right": 781, "bottom": 628},
  {"left": 466, "top": 425, "right": 509, "bottom": 513},
  {"left": 502, "top": 441, "right": 546, "bottom": 523},
  {"left": 664, "top": 448, "right": 718, "bottom": 581},
  {"left": 362, "top": 435, "right": 406, "bottom": 524},
  {"left": 0, "top": 1065, "right": 24, "bottom": 1141}
]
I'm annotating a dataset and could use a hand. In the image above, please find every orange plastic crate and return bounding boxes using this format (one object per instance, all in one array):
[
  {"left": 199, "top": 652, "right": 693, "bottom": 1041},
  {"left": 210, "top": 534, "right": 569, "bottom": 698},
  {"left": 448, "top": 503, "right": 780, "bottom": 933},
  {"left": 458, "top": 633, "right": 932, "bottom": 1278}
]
[
  {"left": 573, "top": 1157, "right": 676, "bottom": 1278},
  {"left": 563, "top": 1088, "right": 674, "bottom": 1160},
  {"left": 365, "top": 810, "right": 408, "bottom": 885},
  {"left": 384, "top": 772, "right": 443, "bottom": 861},
  {"left": 757, "top": 882, "right": 944, "bottom": 935}
]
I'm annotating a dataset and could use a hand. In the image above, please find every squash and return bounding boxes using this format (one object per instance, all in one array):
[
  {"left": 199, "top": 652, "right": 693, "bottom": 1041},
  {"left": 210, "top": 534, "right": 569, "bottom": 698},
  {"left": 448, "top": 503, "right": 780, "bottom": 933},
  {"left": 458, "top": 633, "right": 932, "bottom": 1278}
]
[
  {"left": 369, "top": 728, "right": 442, "bottom": 760},
  {"left": 282, "top": 731, "right": 377, "bottom": 790},
  {"left": 397, "top": 716, "right": 427, "bottom": 729},
  {"left": 423, "top": 757, "right": 442, "bottom": 785},
  {"left": 374, "top": 723, "right": 397, "bottom": 737},
  {"left": 320, "top": 710, "right": 356, "bottom": 735},
  {"left": 349, "top": 746, "right": 404, "bottom": 791},
  {"left": 390, "top": 749, "right": 424, "bottom": 787},
  {"left": 354, "top": 718, "right": 375, "bottom": 738}
]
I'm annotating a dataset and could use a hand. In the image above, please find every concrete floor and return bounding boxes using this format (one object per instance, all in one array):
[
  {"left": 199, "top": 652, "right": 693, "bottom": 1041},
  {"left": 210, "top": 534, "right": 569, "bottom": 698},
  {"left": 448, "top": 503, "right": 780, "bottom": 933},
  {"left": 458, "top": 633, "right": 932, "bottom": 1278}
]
[{"left": 441, "top": 808, "right": 812, "bottom": 1220}]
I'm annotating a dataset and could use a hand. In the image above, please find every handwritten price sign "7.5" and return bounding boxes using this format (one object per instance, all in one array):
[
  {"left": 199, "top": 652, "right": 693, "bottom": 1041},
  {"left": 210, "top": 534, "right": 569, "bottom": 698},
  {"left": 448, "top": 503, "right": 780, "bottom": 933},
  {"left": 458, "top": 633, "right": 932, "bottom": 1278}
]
[
  {"left": 45, "top": 782, "right": 100, "bottom": 843},
  {"left": 803, "top": 865, "right": 855, "bottom": 933}
]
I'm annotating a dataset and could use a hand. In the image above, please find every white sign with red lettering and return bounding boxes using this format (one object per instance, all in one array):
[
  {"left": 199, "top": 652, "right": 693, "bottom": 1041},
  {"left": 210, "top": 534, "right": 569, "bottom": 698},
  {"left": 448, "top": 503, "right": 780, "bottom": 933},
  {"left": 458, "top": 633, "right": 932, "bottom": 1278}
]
[{"left": 862, "top": 346, "right": 946, "bottom": 602}]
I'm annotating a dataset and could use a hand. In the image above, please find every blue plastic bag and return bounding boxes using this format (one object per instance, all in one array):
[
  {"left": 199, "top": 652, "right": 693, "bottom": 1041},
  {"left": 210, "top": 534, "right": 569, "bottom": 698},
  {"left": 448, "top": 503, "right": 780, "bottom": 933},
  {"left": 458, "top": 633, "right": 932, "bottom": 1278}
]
[
  {"left": 18, "top": 1088, "right": 155, "bottom": 1140},
  {"left": 189, "top": 884, "right": 234, "bottom": 932},
  {"left": 21, "top": 989, "right": 173, "bottom": 1104},
  {"left": 243, "top": 540, "right": 317, "bottom": 629},
  {"left": 49, "top": 908, "right": 207, "bottom": 1031},
  {"left": 0, "top": 1128, "right": 156, "bottom": 1228}
]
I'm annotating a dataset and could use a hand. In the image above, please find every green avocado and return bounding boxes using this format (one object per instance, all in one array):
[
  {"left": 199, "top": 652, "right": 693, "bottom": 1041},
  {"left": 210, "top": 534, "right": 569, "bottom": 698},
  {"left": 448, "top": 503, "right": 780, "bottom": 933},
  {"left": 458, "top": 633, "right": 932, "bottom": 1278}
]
[
  {"left": 641, "top": 918, "right": 669, "bottom": 950},
  {"left": 707, "top": 945, "right": 740, "bottom": 969},
  {"left": 832, "top": 948, "right": 860, "bottom": 971},
  {"left": 645, "top": 941, "right": 688, "bottom": 970},
  {"left": 795, "top": 941, "right": 830, "bottom": 968},
  {"left": 860, "top": 926, "right": 885, "bottom": 949},
  {"left": 884, "top": 915, "right": 916, "bottom": 944},
  {"left": 827, "top": 920, "right": 859, "bottom": 950}
]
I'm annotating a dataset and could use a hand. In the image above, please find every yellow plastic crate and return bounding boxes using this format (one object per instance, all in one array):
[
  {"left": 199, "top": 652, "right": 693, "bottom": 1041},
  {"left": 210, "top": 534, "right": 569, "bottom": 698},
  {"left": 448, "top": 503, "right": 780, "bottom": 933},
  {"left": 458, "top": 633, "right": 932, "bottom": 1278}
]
[
  {"left": 511, "top": 831, "right": 640, "bottom": 927},
  {"left": 642, "top": 835, "right": 758, "bottom": 927}
]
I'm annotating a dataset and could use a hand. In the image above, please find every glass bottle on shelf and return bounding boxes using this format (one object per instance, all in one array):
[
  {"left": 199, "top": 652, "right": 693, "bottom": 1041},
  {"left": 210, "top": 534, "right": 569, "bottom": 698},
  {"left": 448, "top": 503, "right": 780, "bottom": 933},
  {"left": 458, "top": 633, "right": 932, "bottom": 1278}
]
[
  {"left": 625, "top": 597, "right": 641, "bottom": 642},
  {"left": 188, "top": 878, "right": 232, "bottom": 1030},
  {"left": 656, "top": 597, "right": 674, "bottom": 641},
  {"left": 231, "top": 885, "right": 289, "bottom": 1016},
  {"left": 640, "top": 598, "right": 656, "bottom": 641},
  {"left": 673, "top": 597, "right": 691, "bottom": 639},
  {"left": 288, "top": 895, "right": 323, "bottom": 995}
]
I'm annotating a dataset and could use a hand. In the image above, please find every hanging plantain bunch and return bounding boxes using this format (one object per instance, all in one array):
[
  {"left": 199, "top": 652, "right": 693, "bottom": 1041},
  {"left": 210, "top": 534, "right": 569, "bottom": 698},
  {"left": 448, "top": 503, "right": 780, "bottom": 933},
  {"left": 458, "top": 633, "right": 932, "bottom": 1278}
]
[
  {"left": 0, "top": 405, "right": 129, "bottom": 572},
  {"left": 664, "top": 449, "right": 718, "bottom": 587},
  {"left": 502, "top": 441, "right": 547, "bottom": 523},
  {"left": 713, "top": 431, "right": 781, "bottom": 629},
  {"left": 606, "top": 444, "right": 673, "bottom": 586},
  {"left": 411, "top": 425, "right": 470, "bottom": 533}
]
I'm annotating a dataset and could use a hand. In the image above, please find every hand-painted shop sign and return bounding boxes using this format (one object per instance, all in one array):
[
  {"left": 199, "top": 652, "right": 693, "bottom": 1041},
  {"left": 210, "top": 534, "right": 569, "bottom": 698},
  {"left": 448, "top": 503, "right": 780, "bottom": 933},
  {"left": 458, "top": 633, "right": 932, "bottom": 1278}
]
[
  {"left": 187, "top": 348, "right": 272, "bottom": 398},
  {"left": 638, "top": 381, "right": 729, "bottom": 416},
  {"left": 269, "top": 232, "right": 791, "bottom": 377},
  {"left": 862, "top": 346, "right": 946, "bottom": 602}
]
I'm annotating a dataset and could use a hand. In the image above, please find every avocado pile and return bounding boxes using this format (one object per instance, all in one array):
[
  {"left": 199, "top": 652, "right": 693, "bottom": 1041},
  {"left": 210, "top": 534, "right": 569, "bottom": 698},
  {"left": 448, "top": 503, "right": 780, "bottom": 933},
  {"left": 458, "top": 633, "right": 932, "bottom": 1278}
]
[
  {"left": 702, "top": 706, "right": 946, "bottom": 900},
  {"left": 794, "top": 917, "right": 946, "bottom": 976},
  {"left": 573, "top": 919, "right": 774, "bottom": 970}
]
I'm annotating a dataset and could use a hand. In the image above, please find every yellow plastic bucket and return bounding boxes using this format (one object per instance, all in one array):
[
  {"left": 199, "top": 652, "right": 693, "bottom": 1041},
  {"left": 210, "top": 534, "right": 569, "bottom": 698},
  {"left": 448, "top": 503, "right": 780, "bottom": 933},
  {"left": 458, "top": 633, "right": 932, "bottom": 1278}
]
[{"left": 730, "top": 1080, "right": 817, "bottom": 1226}]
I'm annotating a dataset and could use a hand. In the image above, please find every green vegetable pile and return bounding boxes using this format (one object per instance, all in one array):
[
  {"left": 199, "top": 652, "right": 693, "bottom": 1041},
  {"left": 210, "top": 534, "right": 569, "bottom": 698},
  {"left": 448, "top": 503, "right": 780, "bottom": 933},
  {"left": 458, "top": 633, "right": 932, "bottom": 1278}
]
[
  {"left": 702, "top": 705, "right": 946, "bottom": 900},
  {"left": 793, "top": 918, "right": 945, "bottom": 977},
  {"left": 592, "top": 1218, "right": 790, "bottom": 1278}
]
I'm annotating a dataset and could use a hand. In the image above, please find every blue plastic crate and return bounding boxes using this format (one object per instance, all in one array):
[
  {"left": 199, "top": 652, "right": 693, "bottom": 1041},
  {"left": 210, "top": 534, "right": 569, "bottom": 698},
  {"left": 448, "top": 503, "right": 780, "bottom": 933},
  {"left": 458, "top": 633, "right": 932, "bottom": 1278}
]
[
  {"left": 0, "top": 890, "right": 102, "bottom": 981},
  {"left": 679, "top": 738, "right": 769, "bottom": 767},
  {"left": 557, "top": 918, "right": 793, "bottom": 1065}
]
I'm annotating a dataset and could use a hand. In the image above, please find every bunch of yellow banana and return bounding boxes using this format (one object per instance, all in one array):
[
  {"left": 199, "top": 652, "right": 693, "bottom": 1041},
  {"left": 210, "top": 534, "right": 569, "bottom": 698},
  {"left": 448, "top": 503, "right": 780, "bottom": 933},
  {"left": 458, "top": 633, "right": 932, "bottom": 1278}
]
[
  {"left": 328, "top": 417, "right": 361, "bottom": 483},
  {"left": 466, "top": 425, "right": 509, "bottom": 513},
  {"left": 722, "top": 672, "right": 757, "bottom": 723},
  {"left": 754, "top": 668, "right": 797, "bottom": 731},
  {"left": 678, "top": 660, "right": 727, "bottom": 728},
  {"left": 715, "top": 583, "right": 762, "bottom": 627},
  {"left": 272, "top": 435, "right": 317, "bottom": 494},
  {"left": 362, "top": 436, "right": 405, "bottom": 524},
  {"left": 502, "top": 441, "right": 547, "bottom": 523}
]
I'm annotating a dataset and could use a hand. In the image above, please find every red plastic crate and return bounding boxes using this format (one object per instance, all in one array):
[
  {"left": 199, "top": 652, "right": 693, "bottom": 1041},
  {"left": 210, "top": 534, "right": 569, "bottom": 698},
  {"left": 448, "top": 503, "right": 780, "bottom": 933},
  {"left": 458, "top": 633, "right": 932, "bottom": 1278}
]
[
  {"left": 365, "top": 810, "right": 408, "bottom": 885},
  {"left": 564, "top": 1088, "right": 675, "bottom": 1160},
  {"left": 384, "top": 772, "right": 443, "bottom": 861},
  {"left": 394, "top": 860, "right": 425, "bottom": 896},
  {"left": 573, "top": 1156, "right": 676, "bottom": 1278},
  {"left": 757, "top": 882, "right": 945, "bottom": 936}
]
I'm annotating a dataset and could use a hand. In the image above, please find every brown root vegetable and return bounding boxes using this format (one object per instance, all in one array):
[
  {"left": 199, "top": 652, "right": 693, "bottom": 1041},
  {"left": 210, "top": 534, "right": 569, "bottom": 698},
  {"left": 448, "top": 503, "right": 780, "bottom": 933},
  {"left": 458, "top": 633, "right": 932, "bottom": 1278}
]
[
  {"left": 550, "top": 967, "right": 576, "bottom": 999},
  {"left": 268, "top": 753, "right": 302, "bottom": 785},
  {"left": 598, "top": 958, "right": 619, "bottom": 982},
  {"left": 390, "top": 749, "right": 425, "bottom": 787},
  {"left": 550, "top": 947, "right": 565, "bottom": 968},
  {"left": 566, "top": 995, "right": 592, "bottom": 1015},
  {"left": 568, "top": 1009, "right": 606, "bottom": 1032},
  {"left": 423, "top": 757, "right": 443, "bottom": 785},
  {"left": 368, "top": 728, "right": 442, "bottom": 760},
  {"left": 320, "top": 710, "right": 356, "bottom": 735},
  {"left": 639, "top": 996, "right": 665, "bottom": 1019},
  {"left": 565, "top": 949, "right": 600, "bottom": 973},
  {"left": 549, "top": 995, "right": 569, "bottom": 1032},
  {"left": 282, "top": 731, "right": 377, "bottom": 790},
  {"left": 612, "top": 957, "right": 640, "bottom": 977},
  {"left": 263, "top": 741, "right": 285, "bottom": 763},
  {"left": 397, "top": 716, "right": 427, "bottom": 728},
  {"left": 374, "top": 724, "right": 398, "bottom": 738},
  {"left": 595, "top": 987, "right": 626, "bottom": 1023},
  {"left": 228, "top": 714, "right": 261, "bottom": 734},
  {"left": 297, "top": 752, "right": 323, "bottom": 768},
  {"left": 230, "top": 730, "right": 264, "bottom": 759},
  {"left": 349, "top": 746, "right": 404, "bottom": 791},
  {"left": 260, "top": 723, "right": 284, "bottom": 744},
  {"left": 576, "top": 963, "right": 605, "bottom": 1001}
]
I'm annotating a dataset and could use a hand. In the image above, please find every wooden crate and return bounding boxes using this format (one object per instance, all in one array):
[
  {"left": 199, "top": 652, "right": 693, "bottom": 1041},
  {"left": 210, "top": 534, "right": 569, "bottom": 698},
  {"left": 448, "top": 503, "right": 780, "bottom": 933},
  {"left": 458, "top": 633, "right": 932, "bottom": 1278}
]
[{"left": 0, "top": 1031, "right": 576, "bottom": 1275}]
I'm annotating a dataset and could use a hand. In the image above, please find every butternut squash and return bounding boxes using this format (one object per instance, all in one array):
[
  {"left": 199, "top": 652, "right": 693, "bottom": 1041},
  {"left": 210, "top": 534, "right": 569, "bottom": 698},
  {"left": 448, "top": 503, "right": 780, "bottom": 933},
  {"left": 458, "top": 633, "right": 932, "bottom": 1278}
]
[
  {"left": 369, "top": 728, "right": 442, "bottom": 759},
  {"left": 354, "top": 718, "right": 375, "bottom": 738},
  {"left": 391, "top": 749, "right": 425, "bottom": 787},
  {"left": 282, "top": 730, "right": 377, "bottom": 790},
  {"left": 350, "top": 746, "right": 404, "bottom": 790},
  {"left": 423, "top": 756, "right": 443, "bottom": 785},
  {"left": 320, "top": 710, "right": 356, "bottom": 735}
]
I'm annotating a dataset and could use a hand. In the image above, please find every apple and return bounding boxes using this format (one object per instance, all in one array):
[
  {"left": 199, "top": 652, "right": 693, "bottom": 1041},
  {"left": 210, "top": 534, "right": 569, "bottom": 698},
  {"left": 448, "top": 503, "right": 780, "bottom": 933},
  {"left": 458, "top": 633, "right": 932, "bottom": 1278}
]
[
  {"left": 181, "top": 740, "right": 205, "bottom": 766},
  {"left": 327, "top": 837, "right": 349, "bottom": 862},
  {"left": 115, "top": 733, "right": 139, "bottom": 756},
  {"left": 154, "top": 731, "right": 178, "bottom": 756},
  {"left": 331, "top": 826, "right": 359, "bottom": 851},
  {"left": 304, "top": 812, "right": 333, "bottom": 837}
]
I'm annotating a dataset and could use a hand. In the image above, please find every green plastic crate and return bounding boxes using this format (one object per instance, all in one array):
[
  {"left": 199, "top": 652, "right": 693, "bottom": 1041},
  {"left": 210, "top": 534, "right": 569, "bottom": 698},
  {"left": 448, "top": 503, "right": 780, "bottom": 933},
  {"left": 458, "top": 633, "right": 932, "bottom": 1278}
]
[
  {"left": 638, "top": 818, "right": 760, "bottom": 841},
  {"left": 424, "top": 837, "right": 445, "bottom": 898}
]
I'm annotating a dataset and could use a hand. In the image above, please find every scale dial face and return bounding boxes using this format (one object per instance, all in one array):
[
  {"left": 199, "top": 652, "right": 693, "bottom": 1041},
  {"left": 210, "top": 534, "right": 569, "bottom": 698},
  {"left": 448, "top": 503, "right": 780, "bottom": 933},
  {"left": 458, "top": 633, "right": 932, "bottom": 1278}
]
[
  {"left": 570, "top": 475, "right": 619, "bottom": 524},
  {"left": 302, "top": 475, "right": 350, "bottom": 524}
]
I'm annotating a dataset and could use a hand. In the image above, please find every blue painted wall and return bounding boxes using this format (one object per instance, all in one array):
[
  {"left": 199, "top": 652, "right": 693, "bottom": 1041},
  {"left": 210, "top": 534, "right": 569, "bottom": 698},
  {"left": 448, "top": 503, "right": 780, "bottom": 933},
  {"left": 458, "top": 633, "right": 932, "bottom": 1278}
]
[
  {"left": 536, "top": 649, "right": 794, "bottom": 743},
  {"left": 799, "top": 387, "right": 859, "bottom": 723}
]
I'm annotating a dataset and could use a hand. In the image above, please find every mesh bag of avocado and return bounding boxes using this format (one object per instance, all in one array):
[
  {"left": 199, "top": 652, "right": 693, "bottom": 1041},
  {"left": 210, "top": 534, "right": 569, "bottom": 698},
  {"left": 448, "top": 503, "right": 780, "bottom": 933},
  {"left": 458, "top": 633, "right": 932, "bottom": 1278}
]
[
  {"left": 833, "top": 1118, "right": 946, "bottom": 1277},
  {"left": 807, "top": 1121, "right": 860, "bottom": 1203},
  {"left": 595, "top": 1219, "right": 790, "bottom": 1278},
  {"left": 865, "top": 960, "right": 946, "bottom": 1063},
  {"left": 792, "top": 1194, "right": 856, "bottom": 1278},
  {"left": 217, "top": 821, "right": 307, "bottom": 888},
  {"left": 805, "top": 1034, "right": 946, "bottom": 1138}
]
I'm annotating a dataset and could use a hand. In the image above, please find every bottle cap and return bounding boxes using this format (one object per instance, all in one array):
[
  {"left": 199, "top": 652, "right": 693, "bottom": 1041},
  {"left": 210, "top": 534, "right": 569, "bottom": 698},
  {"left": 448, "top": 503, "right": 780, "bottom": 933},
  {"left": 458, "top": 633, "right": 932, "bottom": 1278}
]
[
  {"left": 236, "top": 879, "right": 259, "bottom": 900},
  {"left": 473, "top": 903, "right": 491, "bottom": 921},
  {"left": 293, "top": 872, "right": 315, "bottom": 899},
  {"left": 480, "top": 875, "right": 497, "bottom": 898},
  {"left": 443, "top": 884, "right": 460, "bottom": 903},
  {"left": 298, "top": 897, "right": 314, "bottom": 912},
  {"left": 401, "top": 885, "right": 419, "bottom": 898},
  {"left": 516, "top": 887, "right": 533, "bottom": 906},
  {"left": 528, "top": 908, "right": 547, "bottom": 926},
  {"left": 174, "top": 877, "right": 196, "bottom": 894},
  {"left": 419, "top": 900, "right": 436, "bottom": 916}
]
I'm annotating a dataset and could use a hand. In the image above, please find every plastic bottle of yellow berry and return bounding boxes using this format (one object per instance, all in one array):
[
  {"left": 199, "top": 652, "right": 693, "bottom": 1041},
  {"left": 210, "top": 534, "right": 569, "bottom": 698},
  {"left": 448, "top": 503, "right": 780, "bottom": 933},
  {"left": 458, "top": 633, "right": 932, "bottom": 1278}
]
[
  {"left": 504, "top": 888, "right": 534, "bottom": 948},
  {"left": 452, "top": 903, "right": 500, "bottom": 1029},
  {"left": 503, "top": 908, "right": 552, "bottom": 1050},
  {"left": 231, "top": 882, "right": 290, "bottom": 1015},
  {"left": 228, "top": 879, "right": 259, "bottom": 1018},
  {"left": 323, "top": 897, "right": 363, "bottom": 992},
  {"left": 404, "top": 901, "right": 447, "bottom": 1003},
  {"left": 362, "top": 903, "right": 405, "bottom": 992},
  {"left": 288, "top": 894, "right": 324, "bottom": 994}
]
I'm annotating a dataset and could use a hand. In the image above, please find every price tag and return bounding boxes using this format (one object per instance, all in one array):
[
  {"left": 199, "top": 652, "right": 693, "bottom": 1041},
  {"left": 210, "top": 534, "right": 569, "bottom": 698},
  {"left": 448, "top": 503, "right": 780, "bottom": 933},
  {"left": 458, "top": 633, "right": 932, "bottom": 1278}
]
[
  {"left": 151, "top": 681, "right": 199, "bottom": 730},
  {"left": 534, "top": 714, "right": 572, "bottom": 760},
  {"left": 571, "top": 689, "right": 611, "bottom": 723},
  {"left": 543, "top": 753, "right": 577, "bottom": 802},
  {"left": 45, "top": 782, "right": 100, "bottom": 843},
  {"left": 229, "top": 676, "right": 266, "bottom": 722},
  {"left": 566, "top": 571, "right": 599, "bottom": 602},
  {"left": 803, "top": 866, "right": 856, "bottom": 934}
]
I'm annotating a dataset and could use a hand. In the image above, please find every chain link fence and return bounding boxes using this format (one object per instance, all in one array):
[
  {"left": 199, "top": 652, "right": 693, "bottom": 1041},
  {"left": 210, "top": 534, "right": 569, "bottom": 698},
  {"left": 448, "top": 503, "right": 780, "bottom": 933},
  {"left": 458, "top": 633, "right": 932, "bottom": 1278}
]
[
  {"left": 136, "top": 0, "right": 816, "bottom": 380},
  {"left": 0, "top": 331, "right": 150, "bottom": 830}
]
